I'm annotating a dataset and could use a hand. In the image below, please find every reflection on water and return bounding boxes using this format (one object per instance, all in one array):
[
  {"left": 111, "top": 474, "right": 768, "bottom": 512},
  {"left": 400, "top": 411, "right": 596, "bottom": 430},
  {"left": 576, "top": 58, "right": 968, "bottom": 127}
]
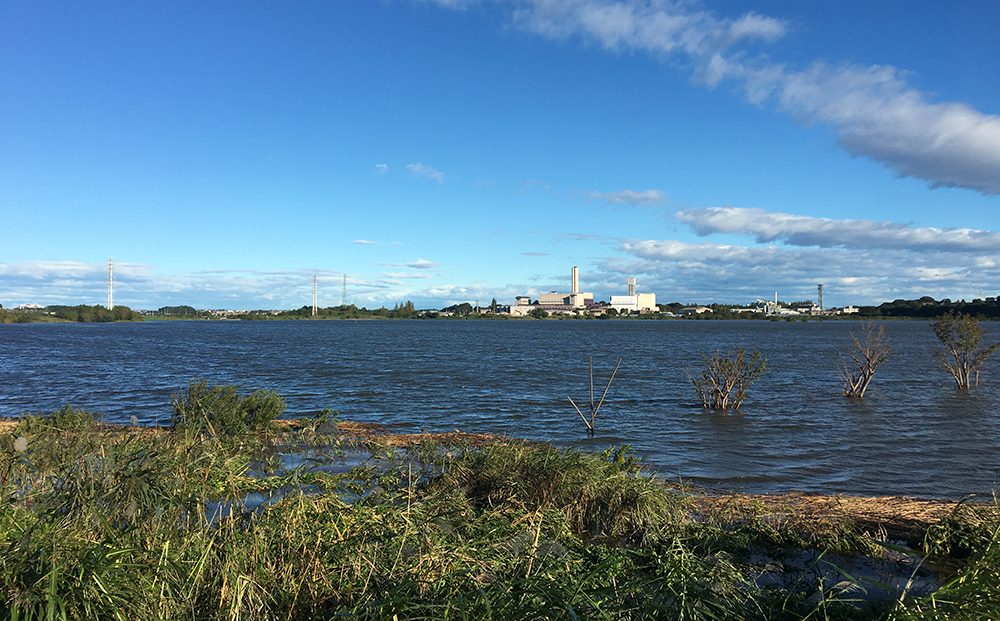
[{"left": 2, "top": 319, "right": 998, "bottom": 497}]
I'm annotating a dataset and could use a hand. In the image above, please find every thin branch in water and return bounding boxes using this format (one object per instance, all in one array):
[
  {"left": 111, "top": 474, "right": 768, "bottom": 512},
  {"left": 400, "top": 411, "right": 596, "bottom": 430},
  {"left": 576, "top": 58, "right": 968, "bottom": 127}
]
[{"left": 567, "top": 357, "right": 623, "bottom": 435}]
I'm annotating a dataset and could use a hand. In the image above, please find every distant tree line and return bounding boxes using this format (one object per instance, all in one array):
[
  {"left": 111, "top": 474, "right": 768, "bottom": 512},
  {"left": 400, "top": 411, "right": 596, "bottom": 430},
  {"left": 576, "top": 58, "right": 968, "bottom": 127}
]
[
  {"left": 257, "top": 302, "right": 427, "bottom": 320},
  {"left": 0, "top": 305, "right": 143, "bottom": 323},
  {"left": 158, "top": 305, "right": 202, "bottom": 317},
  {"left": 48, "top": 305, "right": 143, "bottom": 322},
  {"left": 861, "top": 297, "right": 1000, "bottom": 319}
]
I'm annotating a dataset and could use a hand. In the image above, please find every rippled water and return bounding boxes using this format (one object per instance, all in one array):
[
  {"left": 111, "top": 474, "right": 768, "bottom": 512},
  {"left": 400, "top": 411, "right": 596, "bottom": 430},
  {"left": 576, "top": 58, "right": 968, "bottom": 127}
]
[{"left": 2, "top": 319, "right": 998, "bottom": 497}]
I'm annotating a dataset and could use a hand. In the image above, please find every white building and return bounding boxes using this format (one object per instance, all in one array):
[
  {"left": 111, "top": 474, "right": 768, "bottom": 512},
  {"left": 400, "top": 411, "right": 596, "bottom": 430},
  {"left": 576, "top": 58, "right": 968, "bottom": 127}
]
[{"left": 609, "top": 277, "right": 656, "bottom": 313}]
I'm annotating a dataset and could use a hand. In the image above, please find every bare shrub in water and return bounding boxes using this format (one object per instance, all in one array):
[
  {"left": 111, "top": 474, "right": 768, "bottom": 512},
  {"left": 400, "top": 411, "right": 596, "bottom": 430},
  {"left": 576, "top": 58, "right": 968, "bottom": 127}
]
[
  {"left": 840, "top": 322, "right": 896, "bottom": 398},
  {"left": 931, "top": 311, "right": 1000, "bottom": 388},
  {"left": 688, "top": 348, "right": 767, "bottom": 411}
]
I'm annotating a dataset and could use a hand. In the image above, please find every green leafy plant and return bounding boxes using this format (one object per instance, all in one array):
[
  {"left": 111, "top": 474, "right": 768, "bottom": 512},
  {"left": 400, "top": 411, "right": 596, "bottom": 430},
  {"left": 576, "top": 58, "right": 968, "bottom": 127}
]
[
  {"left": 170, "top": 380, "right": 286, "bottom": 436},
  {"left": 16, "top": 405, "right": 97, "bottom": 434},
  {"left": 930, "top": 311, "right": 1000, "bottom": 388}
]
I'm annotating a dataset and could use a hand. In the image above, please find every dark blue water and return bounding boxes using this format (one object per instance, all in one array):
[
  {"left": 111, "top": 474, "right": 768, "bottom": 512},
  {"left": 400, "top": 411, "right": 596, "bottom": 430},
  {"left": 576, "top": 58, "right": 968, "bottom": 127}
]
[{"left": 2, "top": 319, "right": 998, "bottom": 498}]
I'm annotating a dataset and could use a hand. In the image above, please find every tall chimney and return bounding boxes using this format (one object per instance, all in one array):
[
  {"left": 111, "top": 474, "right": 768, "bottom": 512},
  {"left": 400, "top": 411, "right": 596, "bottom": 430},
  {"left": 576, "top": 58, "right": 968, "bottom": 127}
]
[
  {"left": 627, "top": 277, "right": 636, "bottom": 297},
  {"left": 571, "top": 266, "right": 579, "bottom": 294}
]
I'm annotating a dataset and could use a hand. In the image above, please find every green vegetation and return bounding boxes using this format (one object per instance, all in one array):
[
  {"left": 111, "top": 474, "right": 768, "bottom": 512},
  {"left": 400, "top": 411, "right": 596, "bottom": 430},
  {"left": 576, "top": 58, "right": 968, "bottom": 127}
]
[
  {"left": 242, "top": 302, "right": 428, "bottom": 320},
  {"left": 930, "top": 312, "right": 1000, "bottom": 388},
  {"left": 0, "top": 308, "right": 38, "bottom": 324},
  {"left": 158, "top": 305, "right": 202, "bottom": 317},
  {"left": 170, "top": 380, "right": 287, "bottom": 436},
  {"left": 46, "top": 304, "right": 143, "bottom": 322},
  {"left": 866, "top": 296, "right": 1000, "bottom": 320},
  {"left": 689, "top": 348, "right": 768, "bottom": 411},
  {"left": 14, "top": 405, "right": 97, "bottom": 434},
  {"left": 0, "top": 305, "right": 143, "bottom": 323},
  {"left": 2, "top": 383, "right": 1000, "bottom": 619}
]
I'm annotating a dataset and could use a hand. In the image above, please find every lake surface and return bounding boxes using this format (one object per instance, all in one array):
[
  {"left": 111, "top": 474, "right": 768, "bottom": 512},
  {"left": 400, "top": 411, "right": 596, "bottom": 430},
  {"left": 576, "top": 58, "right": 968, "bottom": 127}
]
[{"left": 2, "top": 319, "right": 998, "bottom": 498}]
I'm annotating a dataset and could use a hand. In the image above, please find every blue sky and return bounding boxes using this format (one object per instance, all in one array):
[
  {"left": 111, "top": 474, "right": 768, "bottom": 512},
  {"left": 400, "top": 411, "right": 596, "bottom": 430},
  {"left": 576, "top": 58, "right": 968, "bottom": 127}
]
[{"left": 2, "top": 0, "right": 999, "bottom": 310}]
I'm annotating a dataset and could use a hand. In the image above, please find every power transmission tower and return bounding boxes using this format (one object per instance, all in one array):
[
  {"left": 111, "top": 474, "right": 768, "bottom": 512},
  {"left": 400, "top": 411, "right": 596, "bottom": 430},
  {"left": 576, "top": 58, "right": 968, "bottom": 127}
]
[
  {"left": 107, "top": 257, "right": 114, "bottom": 310},
  {"left": 312, "top": 275, "right": 318, "bottom": 316},
  {"left": 342, "top": 274, "right": 347, "bottom": 306}
]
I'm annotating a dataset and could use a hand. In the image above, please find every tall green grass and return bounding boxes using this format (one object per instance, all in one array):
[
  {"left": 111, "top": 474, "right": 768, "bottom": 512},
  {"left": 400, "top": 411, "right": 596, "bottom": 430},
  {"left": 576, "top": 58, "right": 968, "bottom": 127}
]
[{"left": 2, "top": 387, "right": 999, "bottom": 620}]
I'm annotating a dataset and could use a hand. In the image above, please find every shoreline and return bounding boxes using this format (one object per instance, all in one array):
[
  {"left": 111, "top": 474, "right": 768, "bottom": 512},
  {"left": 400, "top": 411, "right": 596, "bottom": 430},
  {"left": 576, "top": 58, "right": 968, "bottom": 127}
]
[{"left": 1, "top": 415, "right": 963, "bottom": 540}]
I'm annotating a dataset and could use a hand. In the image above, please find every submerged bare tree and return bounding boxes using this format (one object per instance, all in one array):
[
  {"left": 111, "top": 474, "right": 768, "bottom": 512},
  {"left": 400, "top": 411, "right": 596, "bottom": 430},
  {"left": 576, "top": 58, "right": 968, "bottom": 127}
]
[
  {"left": 840, "top": 322, "right": 896, "bottom": 398},
  {"left": 568, "top": 357, "right": 622, "bottom": 436},
  {"left": 688, "top": 348, "right": 767, "bottom": 411},
  {"left": 931, "top": 312, "right": 1000, "bottom": 388}
]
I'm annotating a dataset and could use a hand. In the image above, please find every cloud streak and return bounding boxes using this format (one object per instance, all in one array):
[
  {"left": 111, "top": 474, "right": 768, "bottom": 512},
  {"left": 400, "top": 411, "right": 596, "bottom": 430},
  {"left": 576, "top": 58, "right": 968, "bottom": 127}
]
[
  {"left": 405, "top": 162, "right": 444, "bottom": 182},
  {"left": 376, "top": 259, "right": 442, "bottom": 270},
  {"left": 424, "top": 0, "right": 1000, "bottom": 195},
  {"left": 676, "top": 206, "right": 1000, "bottom": 253},
  {"left": 587, "top": 188, "right": 668, "bottom": 206}
]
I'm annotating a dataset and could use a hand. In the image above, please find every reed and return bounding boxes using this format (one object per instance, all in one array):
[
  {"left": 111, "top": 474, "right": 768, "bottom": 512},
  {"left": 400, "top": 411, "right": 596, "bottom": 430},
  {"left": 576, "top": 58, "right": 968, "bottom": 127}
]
[{"left": 2, "top": 388, "right": 999, "bottom": 620}]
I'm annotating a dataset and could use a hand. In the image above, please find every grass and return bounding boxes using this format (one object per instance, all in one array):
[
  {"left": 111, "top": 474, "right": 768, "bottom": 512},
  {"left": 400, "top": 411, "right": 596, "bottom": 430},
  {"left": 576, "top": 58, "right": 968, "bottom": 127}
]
[{"left": 2, "top": 383, "right": 999, "bottom": 620}]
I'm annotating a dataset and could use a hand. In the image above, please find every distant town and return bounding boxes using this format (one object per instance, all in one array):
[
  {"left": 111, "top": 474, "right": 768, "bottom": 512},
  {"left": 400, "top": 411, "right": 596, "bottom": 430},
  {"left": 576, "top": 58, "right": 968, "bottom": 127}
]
[{"left": 3, "top": 265, "right": 999, "bottom": 323}]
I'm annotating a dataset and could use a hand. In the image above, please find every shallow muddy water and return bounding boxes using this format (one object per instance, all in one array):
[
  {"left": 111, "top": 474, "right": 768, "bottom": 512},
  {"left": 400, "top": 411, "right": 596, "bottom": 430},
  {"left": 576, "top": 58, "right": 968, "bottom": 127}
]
[{"left": 2, "top": 319, "right": 999, "bottom": 497}]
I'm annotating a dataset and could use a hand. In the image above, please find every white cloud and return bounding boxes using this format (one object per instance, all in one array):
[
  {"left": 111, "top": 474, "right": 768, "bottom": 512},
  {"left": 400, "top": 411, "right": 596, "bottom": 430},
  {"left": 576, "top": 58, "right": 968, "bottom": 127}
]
[
  {"left": 352, "top": 239, "right": 378, "bottom": 245},
  {"left": 0, "top": 262, "right": 359, "bottom": 310},
  {"left": 374, "top": 164, "right": 388, "bottom": 174},
  {"left": 611, "top": 237, "right": 1000, "bottom": 304},
  {"left": 522, "top": 251, "right": 550, "bottom": 257},
  {"left": 405, "top": 162, "right": 444, "bottom": 182},
  {"left": 376, "top": 258, "right": 442, "bottom": 270},
  {"left": 587, "top": 188, "right": 668, "bottom": 206},
  {"left": 508, "top": 0, "right": 787, "bottom": 57},
  {"left": 718, "top": 60, "right": 1000, "bottom": 194},
  {"left": 676, "top": 206, "right": 1000, "bottom": 253},
  {"left": 423, "top": 0, "right": 1000, "bottom": 195},
  {"left": 0, "top": 260, "right": 153, "bottom": 281},
  {"left": 381, "top": 272, "right": 434, "bottom": 279}
]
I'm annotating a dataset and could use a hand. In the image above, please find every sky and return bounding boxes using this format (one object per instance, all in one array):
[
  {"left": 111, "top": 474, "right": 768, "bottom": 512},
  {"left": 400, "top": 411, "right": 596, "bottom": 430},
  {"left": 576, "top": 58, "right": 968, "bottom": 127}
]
[{"left": 2, "top": 0, "right": 999, "bottom": 310}]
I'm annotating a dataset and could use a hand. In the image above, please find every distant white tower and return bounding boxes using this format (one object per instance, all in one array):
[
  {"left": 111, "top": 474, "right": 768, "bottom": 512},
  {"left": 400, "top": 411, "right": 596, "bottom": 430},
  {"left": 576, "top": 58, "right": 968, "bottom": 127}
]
[
  {"left": 571, "top": 266, "right": 579, "bottom": 294},
  {"left": 817, "top": 283, "right": 824, "bottom": 311},
  {"left": 627, "top": 277, "right": 636, "bottom": 297},
  {"left": 312, "top": 275, "right": 318, "bottom": 316},
  {"left": 342, "top": 274, "right": 347, "bottom": 306},
  {"left": 107, "top": 257, "right": 114, "bottom": 310}
]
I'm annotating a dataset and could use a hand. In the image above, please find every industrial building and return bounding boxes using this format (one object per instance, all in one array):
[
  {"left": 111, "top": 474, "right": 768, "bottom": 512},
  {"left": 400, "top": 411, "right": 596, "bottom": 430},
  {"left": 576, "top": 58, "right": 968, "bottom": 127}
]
[
  {"left": 609, "top": 277, "right": 657, "bottom": 313},
  {"left": 510, "top": 266, "right": 595, "bottom": 315}
]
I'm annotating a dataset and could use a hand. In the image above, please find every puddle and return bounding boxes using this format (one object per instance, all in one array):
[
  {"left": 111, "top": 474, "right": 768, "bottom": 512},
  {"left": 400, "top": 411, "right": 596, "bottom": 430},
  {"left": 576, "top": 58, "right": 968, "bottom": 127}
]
[{"left": 743, "top": 545, "right": 938, "bottom": 602}]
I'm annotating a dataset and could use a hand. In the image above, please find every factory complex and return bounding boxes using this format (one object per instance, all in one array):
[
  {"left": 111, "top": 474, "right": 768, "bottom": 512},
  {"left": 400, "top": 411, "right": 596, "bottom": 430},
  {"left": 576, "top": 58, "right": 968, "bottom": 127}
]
[
  {"left": 502, "top": 266, "right": 858, "bottom": 318},
  {"left": 509, "top": 267, "right": 656, "bottom": 316}
]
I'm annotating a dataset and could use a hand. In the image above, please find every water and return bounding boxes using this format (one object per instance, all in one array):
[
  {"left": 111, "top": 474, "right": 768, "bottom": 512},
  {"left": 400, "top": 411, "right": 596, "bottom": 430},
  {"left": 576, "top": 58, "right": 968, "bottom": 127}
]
[{"left": 2, "top": 319, "right": 999, "bottom": 497}]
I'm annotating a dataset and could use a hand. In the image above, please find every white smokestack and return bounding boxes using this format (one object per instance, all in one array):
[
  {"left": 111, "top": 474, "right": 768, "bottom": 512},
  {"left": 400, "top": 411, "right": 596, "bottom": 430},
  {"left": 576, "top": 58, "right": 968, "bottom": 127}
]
[
  {"left": 571, "top": 266, "right": 579, "bottom": 294},
  {"left": 627, "top": 277, "right": 636, "bottom": 297}
]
